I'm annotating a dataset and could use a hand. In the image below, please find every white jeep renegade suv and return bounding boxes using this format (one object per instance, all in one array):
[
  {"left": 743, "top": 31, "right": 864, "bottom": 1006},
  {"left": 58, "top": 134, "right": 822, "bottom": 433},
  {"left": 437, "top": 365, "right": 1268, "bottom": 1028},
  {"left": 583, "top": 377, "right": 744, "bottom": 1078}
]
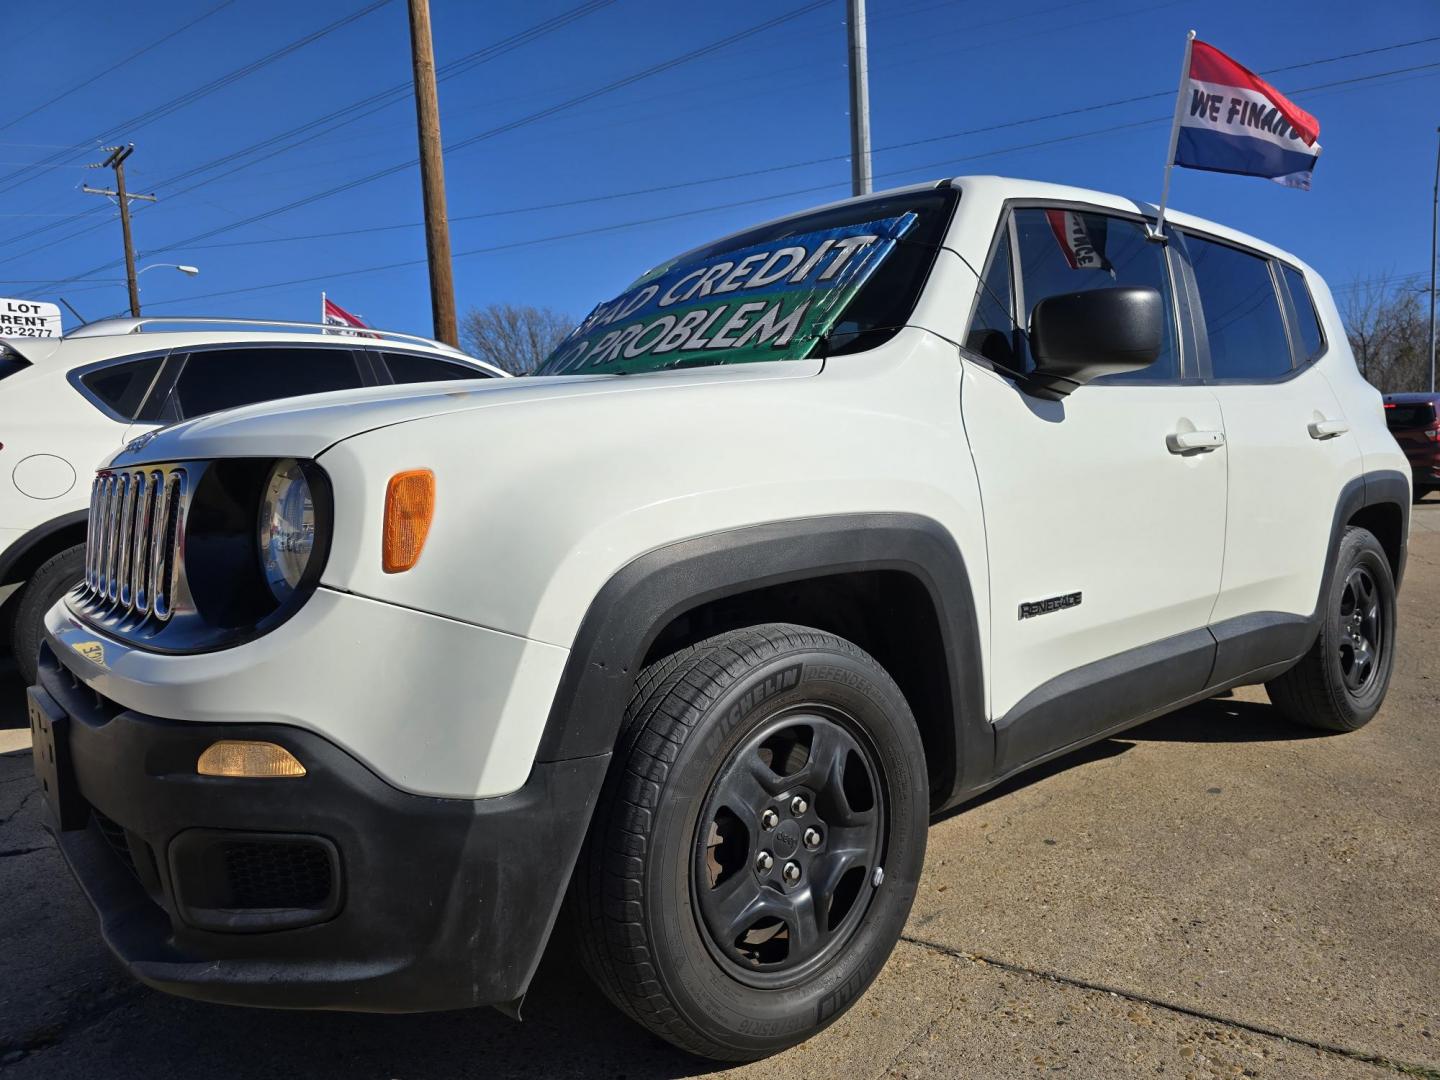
[
  {"left": 27, "top": 177, "right": 1408, "bottom": 1061},
  {"left": 0, "top": 318, "right": 503, "bottom": 683}
]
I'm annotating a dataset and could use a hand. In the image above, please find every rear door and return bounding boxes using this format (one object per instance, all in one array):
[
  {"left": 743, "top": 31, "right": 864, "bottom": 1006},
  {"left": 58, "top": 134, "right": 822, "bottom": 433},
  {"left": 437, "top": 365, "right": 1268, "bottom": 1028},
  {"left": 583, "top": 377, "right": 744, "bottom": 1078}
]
[
  {"left": 1181, "top": 234, "right": 1364, "bottom": 678},
  {"left": 961, "top": 204, "right": 1228, "bottom": 770}
]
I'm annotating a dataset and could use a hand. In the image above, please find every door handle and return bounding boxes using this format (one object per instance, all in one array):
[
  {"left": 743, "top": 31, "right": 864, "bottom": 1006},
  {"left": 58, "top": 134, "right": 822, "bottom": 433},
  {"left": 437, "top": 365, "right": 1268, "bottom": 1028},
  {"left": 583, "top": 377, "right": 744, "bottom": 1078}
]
[
  {"left": 1308, "top": 418, "right": 1350, "bottom": 440},
  {"left": 1167, "top": 429, "right": 1226, "bottom": 453}
]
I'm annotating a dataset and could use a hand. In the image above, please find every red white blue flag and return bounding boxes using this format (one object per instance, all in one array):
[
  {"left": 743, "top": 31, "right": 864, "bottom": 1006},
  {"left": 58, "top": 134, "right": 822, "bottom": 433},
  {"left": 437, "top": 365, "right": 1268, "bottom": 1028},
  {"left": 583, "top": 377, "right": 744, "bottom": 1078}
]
[
  {"left": 1175, "top": 40, "right": 1321, "bottom": 190},
  {"left": 321, "top": 294, "right": 378, "bottom": 338}
]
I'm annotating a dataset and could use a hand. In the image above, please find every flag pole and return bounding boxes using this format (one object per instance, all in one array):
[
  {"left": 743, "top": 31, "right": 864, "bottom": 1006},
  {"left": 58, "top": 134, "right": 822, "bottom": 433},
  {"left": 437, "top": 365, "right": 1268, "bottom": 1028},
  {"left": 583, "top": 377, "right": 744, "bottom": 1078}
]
[
  {"left": 321, "top": 290, "right": 327, "bottom": 335},
  {"left": 1150, "top": 29, "right": 1196, "bottom": 242}
]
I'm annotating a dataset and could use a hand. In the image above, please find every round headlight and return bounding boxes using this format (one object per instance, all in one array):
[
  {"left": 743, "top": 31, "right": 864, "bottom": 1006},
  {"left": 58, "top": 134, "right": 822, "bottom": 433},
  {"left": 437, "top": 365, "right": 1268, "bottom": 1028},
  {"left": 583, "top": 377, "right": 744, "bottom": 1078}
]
[{"left": 257, "top": 459, "right": 315, "bottom": 602}]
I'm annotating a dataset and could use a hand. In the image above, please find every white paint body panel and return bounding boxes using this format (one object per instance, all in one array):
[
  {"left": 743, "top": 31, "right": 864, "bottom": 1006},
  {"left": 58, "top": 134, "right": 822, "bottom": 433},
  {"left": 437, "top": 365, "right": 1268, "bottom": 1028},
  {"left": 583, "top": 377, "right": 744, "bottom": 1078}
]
[
  {"left": 961, "top": 368, "right": 1228, "bottom": 719},
  {"left": 54, "top": 176, "right": 1408, "bottom": 799},
  {"left": 46, "top": 586, "right": 566, "bottom": 798}
]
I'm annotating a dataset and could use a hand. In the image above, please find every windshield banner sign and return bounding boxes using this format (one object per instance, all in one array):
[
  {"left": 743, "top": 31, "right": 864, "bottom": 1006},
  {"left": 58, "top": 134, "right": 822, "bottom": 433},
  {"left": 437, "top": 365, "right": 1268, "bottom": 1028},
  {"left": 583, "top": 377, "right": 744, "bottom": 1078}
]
[{"left": 540, "top": 213, "right": 916, "bottom": 375}]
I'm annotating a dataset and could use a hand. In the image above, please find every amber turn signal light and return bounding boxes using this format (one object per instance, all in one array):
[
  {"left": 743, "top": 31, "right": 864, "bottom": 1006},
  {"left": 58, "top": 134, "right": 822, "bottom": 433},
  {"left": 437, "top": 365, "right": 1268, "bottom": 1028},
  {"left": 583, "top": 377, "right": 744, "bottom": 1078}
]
[
  {"left": 383, "top": 468, "right": 436, "bottom": 573},
  {"left": 197, "top": 740, "right": 306, "bottom": 778}
]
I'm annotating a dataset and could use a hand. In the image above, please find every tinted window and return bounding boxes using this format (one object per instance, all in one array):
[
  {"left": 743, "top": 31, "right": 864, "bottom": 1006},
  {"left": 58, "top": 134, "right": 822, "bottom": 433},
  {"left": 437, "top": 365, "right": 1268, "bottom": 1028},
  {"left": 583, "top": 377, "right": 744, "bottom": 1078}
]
[
  {"left": 1282, "top": 264, "right": 1325, "bottom": 361},
  {"left": 1013, "top": 208, "right": 1179, "bottom": 380},
  {"left": 80, "top": 356, "right": 164, "bottom": 419},
  {"left": 171, "top": 347, "right": 363, "bottom": 418},
  {"left": 1186, "top": 236, "right": 1292, "bottom": 380},
  {"left": 965, "top": 227, "right": 1020, "bottom": 369},
  {"left": 384, "top": 351, "right": 483, "bottom": 383},
  {"left": 0, "top": 352, "right": 29, "bottom": 382},
  {"left": 1386, "top": 402, "right": 1436, "bottom": 430}
]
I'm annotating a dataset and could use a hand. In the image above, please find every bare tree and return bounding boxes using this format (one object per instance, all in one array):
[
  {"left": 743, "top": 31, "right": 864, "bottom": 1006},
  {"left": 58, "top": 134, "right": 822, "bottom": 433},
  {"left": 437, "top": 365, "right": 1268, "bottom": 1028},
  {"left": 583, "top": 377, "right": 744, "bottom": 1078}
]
[
  {"left": 1341, "top": 274, "right": 1429, "bottom": 393},
  {"left": 458, "top": 303, "right": 575, "bottom": 375}
]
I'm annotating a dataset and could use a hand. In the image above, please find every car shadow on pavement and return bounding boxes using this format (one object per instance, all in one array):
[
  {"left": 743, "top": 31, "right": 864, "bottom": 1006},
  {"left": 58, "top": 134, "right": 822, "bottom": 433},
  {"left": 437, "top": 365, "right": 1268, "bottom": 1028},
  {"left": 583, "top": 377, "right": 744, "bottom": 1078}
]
[
  {"left": 1125, "top": 693, "right": 1329, "bottom": 744},
  {"left": 931, "top": 691, "right": 1326, "bottom": 825}
]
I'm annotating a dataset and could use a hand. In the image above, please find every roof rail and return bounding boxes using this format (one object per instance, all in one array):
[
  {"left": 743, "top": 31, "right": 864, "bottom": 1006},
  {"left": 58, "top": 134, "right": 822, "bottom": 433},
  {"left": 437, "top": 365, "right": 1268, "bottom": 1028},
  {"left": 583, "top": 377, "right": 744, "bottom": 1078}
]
[{"left": 64, "top": 315, "right": 467, "bottom": 354}]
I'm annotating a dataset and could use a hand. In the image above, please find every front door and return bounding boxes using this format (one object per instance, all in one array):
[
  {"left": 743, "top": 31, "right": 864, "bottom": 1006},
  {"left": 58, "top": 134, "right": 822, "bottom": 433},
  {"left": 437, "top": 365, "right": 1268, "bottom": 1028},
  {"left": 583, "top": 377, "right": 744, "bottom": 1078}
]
[{"left": 961, "top": 205, "right": 1227, "bottom": 771}]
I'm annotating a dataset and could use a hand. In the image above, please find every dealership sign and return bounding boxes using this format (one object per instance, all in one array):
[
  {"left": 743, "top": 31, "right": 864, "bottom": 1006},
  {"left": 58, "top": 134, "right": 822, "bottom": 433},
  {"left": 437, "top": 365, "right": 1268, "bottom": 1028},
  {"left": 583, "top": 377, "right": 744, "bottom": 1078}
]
[
  {"left": 0, "top": 299, "right": 62, "bottom": 338},
  {"left": 540, "top": 214, "right": 916, "bottom": 375}
]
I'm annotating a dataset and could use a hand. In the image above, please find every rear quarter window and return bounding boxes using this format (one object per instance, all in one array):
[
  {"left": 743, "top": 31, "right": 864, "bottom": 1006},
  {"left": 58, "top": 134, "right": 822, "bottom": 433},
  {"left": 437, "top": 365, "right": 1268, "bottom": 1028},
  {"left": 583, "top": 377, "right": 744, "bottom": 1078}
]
[
  {"left": 78, "top": 356, "right": 165, "bottom": 420},
  {"left": 1281, "top": 264, "right": 1325, "bottom": 362}
]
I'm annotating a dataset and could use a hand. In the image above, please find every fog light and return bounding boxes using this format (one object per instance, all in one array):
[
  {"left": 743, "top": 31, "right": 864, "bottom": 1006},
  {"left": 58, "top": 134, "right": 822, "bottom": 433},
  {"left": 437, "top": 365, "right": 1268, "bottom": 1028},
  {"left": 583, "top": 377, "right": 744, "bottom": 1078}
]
[{"left": 197, "top": 741, "right": 306, "bottom": 779}]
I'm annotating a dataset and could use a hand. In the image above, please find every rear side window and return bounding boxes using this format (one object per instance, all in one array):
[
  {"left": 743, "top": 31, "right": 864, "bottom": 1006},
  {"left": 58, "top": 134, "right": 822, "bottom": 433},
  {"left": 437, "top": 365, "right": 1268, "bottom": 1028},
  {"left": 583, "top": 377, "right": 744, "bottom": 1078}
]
[
  {"left": 383, "top": 351, "right": 484, "bottom": 383},
  {"left": 1281, "top": 264, "right": 1325, "bottom": 361},
  {"left": 79, "top": 356, "right": 164, "bottom": 419},
  {"left": 1186, "top": 236, "right": 1292, "bottom": 380},
  {"left": 170, "top": 347, "right": 364, "bottom": 419}
]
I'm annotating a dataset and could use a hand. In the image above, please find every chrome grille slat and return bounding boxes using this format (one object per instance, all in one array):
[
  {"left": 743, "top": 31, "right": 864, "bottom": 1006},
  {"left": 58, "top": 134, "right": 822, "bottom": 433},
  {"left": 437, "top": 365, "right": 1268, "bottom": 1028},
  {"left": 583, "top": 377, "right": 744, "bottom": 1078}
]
[
  {"left": 130, "top": 472, "right": 154, "bottom": 614},
  {"left": 82, "top": 465, "right": 188, "bottom": 625},
  {"left": 148, "top": 474, "right": 174, "bottom": 618},
  {"left": 115, "top": 475, "right": 136, "bottom": 607},
  {"left": 104, "top": 475, "right": 124, "bottom": 602}
]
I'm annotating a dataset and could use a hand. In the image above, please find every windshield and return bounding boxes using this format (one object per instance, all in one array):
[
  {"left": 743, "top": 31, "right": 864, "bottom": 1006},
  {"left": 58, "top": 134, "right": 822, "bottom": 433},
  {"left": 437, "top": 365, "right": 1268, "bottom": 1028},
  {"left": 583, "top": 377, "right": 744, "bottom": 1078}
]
[{"left": 534, "top": 187, "right": 957, "bottom": 376}]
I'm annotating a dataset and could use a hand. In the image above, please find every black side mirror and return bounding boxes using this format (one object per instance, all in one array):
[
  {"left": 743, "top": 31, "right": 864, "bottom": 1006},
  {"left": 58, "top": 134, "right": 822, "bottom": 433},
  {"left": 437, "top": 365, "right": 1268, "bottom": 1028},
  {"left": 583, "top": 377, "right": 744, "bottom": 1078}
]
[{"left": 1026, "top": 286, "right": 1163, "bottom": 399}]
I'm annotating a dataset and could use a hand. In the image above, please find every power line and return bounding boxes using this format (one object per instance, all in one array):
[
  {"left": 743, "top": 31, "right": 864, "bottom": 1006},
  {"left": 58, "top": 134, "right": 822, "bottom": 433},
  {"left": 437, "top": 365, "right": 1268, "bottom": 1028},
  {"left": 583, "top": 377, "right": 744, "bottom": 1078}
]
[
  {"left": 0, "top": 0, "right": 395, "bottom": 201},
  {"left": 28, "top": 0, "right": 836, "bottom": 290},
  {"left": 0, "top": 0, "right": 237, "bottom": 135},
  {"left": 22, "top": 31, "right": 1440, "bottom": 298},
  {"left": 0, "top": 0, "right": 616, "bottom": 260},
  {"left": 122, "top": 91, "right": 1414, "bottom": 311},
  {"left": 147, "top": 51, "right": 1440, "bottom": 256}
]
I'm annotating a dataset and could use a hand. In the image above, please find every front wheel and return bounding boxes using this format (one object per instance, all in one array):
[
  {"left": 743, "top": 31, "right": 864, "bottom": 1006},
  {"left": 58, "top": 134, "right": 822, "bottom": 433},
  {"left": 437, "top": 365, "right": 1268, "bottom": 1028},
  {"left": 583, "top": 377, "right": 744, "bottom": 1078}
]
[
  {"left": 12, "top": 544, "right": 85, "bottom": 685},
  {"left": 570, "top": 624, "right": 928, "bottom": 1061},
  {"left": 1266, "top": 526, "right": 1397, "bottom": 732}
]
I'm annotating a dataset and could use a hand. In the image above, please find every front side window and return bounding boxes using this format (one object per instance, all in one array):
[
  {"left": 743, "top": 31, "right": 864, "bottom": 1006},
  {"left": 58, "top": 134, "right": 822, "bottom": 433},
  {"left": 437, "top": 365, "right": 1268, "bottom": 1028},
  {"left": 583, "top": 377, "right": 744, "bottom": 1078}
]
[
  {"left": 170, "top": 347, "right": 364, "bottom": 419},
  {"left": 1185, "top": 236, "right": 1292, "bottom": 380},
  {"left": 79, "top": 356, "right": 164, "bottom": 419},
  {"left": 534, "top": 188, "right": 957, "bottom": 376},
  {"left": 1011, "top": 207, "right": 1179, "bottom": 380}
]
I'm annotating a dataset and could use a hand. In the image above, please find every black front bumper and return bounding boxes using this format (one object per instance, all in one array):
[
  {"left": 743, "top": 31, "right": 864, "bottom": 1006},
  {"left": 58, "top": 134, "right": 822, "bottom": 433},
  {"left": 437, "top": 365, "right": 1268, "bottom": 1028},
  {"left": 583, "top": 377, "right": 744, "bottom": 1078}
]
[{"left": 29, "top": 642, "right": 608, "bottom": 1013}]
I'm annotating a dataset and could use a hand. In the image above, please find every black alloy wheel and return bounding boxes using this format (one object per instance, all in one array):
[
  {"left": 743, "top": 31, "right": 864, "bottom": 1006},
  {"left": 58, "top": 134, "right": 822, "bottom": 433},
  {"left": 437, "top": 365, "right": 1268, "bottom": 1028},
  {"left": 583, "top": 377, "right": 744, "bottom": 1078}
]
[
  {"left": 1267, "top": 526, "right": 1397, "bottom": 732},
  {"left": 571, "top": 623, "right": 928, "bottom": 1061},
  {"left": 1336, "top": 564, "right": 1383, "bottom": 694},
  {"left": 693, "top": 706, "right": 885, "bottom": 986}
]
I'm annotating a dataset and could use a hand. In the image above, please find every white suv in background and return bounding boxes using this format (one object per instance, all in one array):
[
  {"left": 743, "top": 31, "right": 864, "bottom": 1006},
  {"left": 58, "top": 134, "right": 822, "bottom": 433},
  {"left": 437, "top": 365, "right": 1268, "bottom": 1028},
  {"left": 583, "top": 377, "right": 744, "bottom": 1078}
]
[
  {"left": 28, "top": 178, "right": 1409, "bottom": 1061},
  {"left": 1, "top": 317, "right": 504, "bottom": 681}
]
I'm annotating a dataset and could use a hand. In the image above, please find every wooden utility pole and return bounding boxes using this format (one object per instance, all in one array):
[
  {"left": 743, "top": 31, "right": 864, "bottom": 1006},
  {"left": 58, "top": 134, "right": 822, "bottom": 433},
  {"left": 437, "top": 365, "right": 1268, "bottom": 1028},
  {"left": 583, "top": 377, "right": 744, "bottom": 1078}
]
[
  {"left": 406, "top": 0, "right": 458, "bottom": 347},
  {"left": 83, "top": 144, "right": 155, "bottom": 318}
]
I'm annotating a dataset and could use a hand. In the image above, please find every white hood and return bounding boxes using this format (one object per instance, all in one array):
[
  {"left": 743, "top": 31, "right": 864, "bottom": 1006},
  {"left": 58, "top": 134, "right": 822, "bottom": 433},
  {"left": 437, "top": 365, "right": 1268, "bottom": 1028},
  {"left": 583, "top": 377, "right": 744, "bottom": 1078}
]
[{"left": 105, "top": 361, "right": 817, "bottom": 469}]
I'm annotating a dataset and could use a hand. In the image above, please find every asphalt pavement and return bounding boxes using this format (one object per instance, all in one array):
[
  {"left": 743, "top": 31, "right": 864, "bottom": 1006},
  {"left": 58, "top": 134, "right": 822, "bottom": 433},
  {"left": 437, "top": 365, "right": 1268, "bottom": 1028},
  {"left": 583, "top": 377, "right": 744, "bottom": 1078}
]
[{"left": 1, "top": 500, "right": 1436, "bottom": 1079}]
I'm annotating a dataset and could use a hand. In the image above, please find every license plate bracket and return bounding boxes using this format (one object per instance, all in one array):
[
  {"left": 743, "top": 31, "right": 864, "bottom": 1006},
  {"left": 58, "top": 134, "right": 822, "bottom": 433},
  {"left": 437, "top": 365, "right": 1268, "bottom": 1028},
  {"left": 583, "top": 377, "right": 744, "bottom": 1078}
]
[{"left": 29, "top": 687, "right": 86, "bottom": 831}]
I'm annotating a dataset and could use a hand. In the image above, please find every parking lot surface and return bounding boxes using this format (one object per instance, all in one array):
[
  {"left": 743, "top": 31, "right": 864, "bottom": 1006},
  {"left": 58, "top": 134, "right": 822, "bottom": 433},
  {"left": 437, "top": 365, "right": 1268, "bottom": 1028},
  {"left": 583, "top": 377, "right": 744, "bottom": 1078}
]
[{"left": 1, "top": 501, "right": 1436, "bottom": 1080}]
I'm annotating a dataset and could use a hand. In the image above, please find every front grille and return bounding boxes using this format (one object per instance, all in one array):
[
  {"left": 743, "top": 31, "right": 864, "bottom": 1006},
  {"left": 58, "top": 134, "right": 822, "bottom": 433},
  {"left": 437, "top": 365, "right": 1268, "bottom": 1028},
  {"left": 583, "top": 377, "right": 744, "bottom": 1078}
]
[
  {"left": 221, "top": 840, "right": 334, "bottom": 909},
  {"left": 80, "top": 466, "right": 188, "bottom": 623}
]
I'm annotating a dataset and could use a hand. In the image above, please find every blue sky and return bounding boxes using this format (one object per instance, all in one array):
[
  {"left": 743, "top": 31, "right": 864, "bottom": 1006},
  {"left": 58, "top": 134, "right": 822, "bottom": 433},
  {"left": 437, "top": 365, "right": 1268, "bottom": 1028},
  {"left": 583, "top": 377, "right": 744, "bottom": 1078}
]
[{"left": 3, "top": 0, "right": 1437, "bottom": 336}]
